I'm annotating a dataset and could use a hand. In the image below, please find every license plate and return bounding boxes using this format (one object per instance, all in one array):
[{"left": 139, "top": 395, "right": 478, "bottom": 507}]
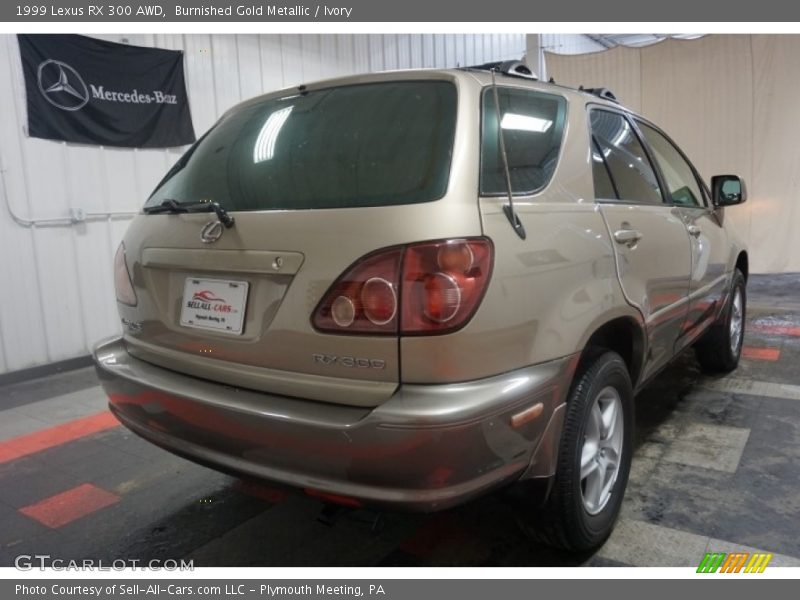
[{"left": 180, "top": 278, "right": 249, "bottom": 335}]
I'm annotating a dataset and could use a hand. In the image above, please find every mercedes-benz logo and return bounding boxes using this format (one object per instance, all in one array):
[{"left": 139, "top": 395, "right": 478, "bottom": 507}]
[
  {"left": 37, "top": 59, "right": 89, "bottom": 111},
  {"left": 200, "top": 220, "right": 224, "bottom": 244}
]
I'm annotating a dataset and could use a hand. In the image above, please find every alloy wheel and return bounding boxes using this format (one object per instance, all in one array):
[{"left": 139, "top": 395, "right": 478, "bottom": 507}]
[
  {"left": 580, "top": 386, "right": 624, "bottom": 515},
  {"left": 729, "top": 288, "right": 744, "bottom": 355}
]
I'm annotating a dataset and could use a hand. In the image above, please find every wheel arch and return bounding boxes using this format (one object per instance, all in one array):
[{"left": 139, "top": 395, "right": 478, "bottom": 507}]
[
  {"left": 735, "top": 250, "right": 749, "bottom": 281},
  {"left": 577, "top": 313, "right": 647, "bottom": 390}
]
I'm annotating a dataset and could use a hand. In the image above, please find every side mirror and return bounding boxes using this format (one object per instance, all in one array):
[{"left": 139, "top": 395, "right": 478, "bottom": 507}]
[{"left": 711, "top": 175, "right": 747, "bottom": 207}]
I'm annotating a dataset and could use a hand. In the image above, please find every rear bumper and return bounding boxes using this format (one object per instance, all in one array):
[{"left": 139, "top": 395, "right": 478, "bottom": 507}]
[{"left": 93, "top": 336, "right": 574, "bottom": 511}]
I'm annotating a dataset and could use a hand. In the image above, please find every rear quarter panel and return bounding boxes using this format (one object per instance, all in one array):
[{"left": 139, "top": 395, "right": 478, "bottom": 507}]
[{"left": 401, "top": 93, "right": 642, "bottom": 384}]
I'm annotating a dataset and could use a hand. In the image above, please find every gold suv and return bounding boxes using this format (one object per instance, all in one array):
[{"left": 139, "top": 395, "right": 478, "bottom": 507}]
[{"left": 94, "top": 61, "right": 748, "bottom": 551}]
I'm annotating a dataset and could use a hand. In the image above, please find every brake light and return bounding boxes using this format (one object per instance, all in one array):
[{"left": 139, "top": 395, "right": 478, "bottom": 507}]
[
  {"left": 401, "top": 239, "right": 491, "bottom": 334},
  {"left": 361, "top": 277, "right": 398, "bottom": 325},
  {"left": 312, "top": 249, "right": 402, "bottom": 334},
  {"left": 312, "top": 238, "right": 492, "bottom": 335},
  {"left": 114, "top": 242, "right": 137, "bottom": 306}
]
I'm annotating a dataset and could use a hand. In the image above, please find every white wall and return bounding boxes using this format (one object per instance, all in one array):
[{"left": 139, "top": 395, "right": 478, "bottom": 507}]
[{"left": 0, "top": 33, "right": 526, "bottom": 375}]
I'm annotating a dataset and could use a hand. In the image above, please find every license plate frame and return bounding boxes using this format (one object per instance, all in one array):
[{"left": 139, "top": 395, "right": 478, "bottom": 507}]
[{"left": 179, "top": 277, "right": 249, "bottom": 335}]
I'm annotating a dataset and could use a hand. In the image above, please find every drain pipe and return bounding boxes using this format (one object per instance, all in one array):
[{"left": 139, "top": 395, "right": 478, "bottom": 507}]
[{"left": 0, "top": 156, "right": 138, "bottom": 228}]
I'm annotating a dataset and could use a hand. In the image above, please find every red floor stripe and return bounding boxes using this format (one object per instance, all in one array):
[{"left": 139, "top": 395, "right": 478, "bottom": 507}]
[
  {"left": 19, "top": 483, "right": 120, "bottom": 528},
  {"left": 752, "top": 324, "right": 800, "bottom": 337},
  {"left": 0, "top": 411, "right": 119, "bottom": 465},
  {"left": 234, "top": 480, "right": 288, "bottom": 504},
  {"left": 742, "top": 347, "right": 781, "bottom": 361}
]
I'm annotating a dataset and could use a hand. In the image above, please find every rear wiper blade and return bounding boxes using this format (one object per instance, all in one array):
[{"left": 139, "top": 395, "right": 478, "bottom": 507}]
[
  {"left": 143, "top": 199, "right": 235, "bottom": 228},
  {"left": 143, "top": 198, "right": 191, "bottom": 213}
]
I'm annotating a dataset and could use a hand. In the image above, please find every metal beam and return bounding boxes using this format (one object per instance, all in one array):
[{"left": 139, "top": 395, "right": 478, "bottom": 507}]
[{"left": 584, "top": 34, "right": 616, "bottom": 49}]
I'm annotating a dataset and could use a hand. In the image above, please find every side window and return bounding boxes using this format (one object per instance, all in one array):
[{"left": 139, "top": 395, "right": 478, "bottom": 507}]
[
  {"left": 591, "top": 137, "right": 617, "bottom": 199},
  {"left": 637, "top": 122, "right": 705, "bottom": 208},
  {"left": 589, "top": 110, "right": 664, "bottom": 204},
  {"left": 481, "top": 87, "right": 567, "bottom": 195}
]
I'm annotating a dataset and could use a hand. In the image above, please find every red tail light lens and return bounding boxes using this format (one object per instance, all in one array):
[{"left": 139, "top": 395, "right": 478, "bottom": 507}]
[
  {"left": 114, "top": 242, "right": 137, "bottom": 306},
  {"left": 401, "top": 239, "right": 492, "bottom": 334},
  {"left": 312, "top": 249, "right": 402, "bottom": 334},
  {"left": 421, "top": 273, "right": 462, "bottom": 323},
  {"left": 361, "top": 277, "right": 398, "bottom": 325},
  {"left": 312, "top": 238, "right": 492, "bottom": 336}
]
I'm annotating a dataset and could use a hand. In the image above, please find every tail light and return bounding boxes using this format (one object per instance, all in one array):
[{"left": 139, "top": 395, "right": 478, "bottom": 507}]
[
  {"left": 114, "top": 242, "right": 137, "bottom": 306},
  {"left": 401, "top": 240, "right": 490, "bottom": 334},
  {"left": 312, "top": 238, "right": 493, "bottom": 336},
  {"left": 313, "top": 249, "right": 402, "bottom": 334}
]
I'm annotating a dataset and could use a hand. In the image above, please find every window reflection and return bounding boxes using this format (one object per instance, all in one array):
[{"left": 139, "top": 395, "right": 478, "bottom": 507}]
[{"left": 253, "top": 106, "right": 293, "bottom": 163}]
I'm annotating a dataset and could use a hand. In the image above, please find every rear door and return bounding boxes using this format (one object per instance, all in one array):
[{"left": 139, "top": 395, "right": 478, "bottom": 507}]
[
  {"left": 589, "top": 108, "right": 693, "bottom": 381},
  {"left": 635, "top": 120, "right": 731, "bottom": 349}
]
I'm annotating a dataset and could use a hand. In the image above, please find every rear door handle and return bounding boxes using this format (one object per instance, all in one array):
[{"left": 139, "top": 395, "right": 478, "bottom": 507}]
[
  {"left": 613, "top": 229, "right": 643, "bottom": 248},
  {"left": 686, "top": 225, "right": 702, "bottom": 237}
]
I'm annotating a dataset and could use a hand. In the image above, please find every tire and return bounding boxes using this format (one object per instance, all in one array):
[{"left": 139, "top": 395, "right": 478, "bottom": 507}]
[
  {"left": 518, "top": 350, "right": 634, "bottom": 551},
  {"left": 695, "top": 269, "right": 746, "bottom": 373}
]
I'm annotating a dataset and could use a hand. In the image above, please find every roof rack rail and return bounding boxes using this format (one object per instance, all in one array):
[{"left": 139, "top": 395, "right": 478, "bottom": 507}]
[
  {"left": 466, "top": 60, "right": 538, "bottom": 81},
  {"left": 581, "top": 87, "right": 619, "bottom": 103}
]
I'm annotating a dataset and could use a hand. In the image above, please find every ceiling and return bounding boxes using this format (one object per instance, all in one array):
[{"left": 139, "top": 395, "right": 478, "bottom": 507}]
[{"left": 583, "top": 34, "right": 704, "bottom": 48}]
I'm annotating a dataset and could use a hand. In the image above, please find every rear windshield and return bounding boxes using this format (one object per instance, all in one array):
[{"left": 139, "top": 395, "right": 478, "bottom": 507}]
[{"left": 145, "top": 81, "right": 458, "bottom": 211}]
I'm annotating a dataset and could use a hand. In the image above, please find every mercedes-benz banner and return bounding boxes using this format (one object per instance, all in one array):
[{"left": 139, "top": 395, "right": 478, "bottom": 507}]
[{"left": 17, "top": 34, "right": 196, "bottom": 148}]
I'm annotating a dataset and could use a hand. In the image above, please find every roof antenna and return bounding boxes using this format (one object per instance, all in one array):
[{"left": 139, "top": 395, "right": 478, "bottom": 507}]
[{"left": 490, "top": 68, "right": 526, "bottom": 240}]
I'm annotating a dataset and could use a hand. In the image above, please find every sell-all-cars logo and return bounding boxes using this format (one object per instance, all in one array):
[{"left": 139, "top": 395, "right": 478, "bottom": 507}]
[
  {"left": 697, "top": 552, "right": 772, "bottom": 573},
  {"left": 191, "top": 291, "right": 226, "bottom": 303},
  {"left": 37, "top": 59, "right": 90, "bottom": 111},
  {"left": 187, "top": 291, "right": 234, "bottom": 313}
]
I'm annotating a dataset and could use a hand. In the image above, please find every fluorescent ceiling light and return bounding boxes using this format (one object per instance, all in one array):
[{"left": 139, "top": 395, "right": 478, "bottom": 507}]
[
  {"left": 253, "top": 106, "right": 293, "bottom": 163},
  {"left": 501, "top": 113, "right": 552, "bottom": 133}
]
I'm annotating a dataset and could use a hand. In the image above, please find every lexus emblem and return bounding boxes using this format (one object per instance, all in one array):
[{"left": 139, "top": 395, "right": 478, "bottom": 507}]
[
  {"left": 200, "top": 220, "right": 224, "bottom": 244},
  {"left": 37, "top": 59, "right": 90, "bottom": 111}
]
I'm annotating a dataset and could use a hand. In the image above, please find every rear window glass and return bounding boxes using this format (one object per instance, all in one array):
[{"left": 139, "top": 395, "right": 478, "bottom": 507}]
[
  {"left": 145, "top": 81, "right": 458, "bottom": 211},
  {"left": 480, "top": 87, "right": 567, "bottom": 195}
]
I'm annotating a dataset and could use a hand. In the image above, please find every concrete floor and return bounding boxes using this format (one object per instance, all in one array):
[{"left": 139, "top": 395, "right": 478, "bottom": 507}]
[{"left": 1, "top": 274, "right": 800, "bottom": 568}]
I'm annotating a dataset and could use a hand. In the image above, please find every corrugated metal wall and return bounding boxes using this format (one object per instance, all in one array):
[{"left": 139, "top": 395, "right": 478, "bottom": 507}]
[{"left": 0, "top": 33, "right": 526, "bottom": 374}]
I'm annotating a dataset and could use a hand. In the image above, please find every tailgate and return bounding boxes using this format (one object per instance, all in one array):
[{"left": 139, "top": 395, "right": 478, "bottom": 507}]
[
  {"left": 116, "top": 76, "right": 480, "bottom": 407},
  {"left": 120, "top": 209, "right": 407, "bottom": 407}
]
